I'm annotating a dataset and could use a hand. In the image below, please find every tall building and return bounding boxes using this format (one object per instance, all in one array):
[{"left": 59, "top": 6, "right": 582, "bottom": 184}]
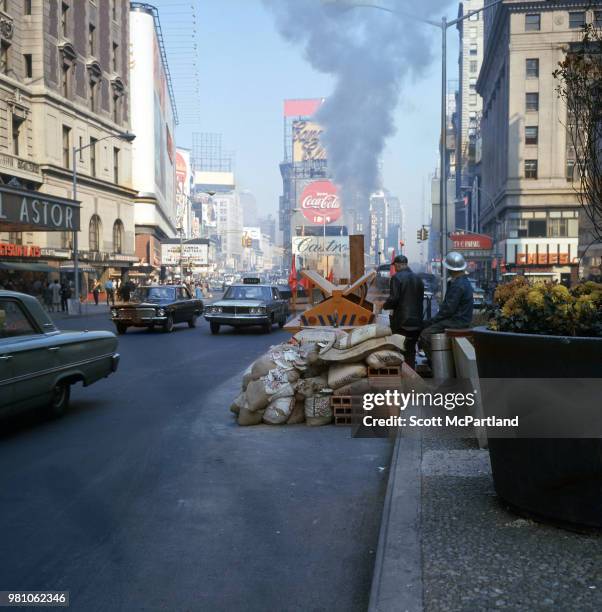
[
  {"left": 240, "top": 190, "right": 259, "bottom": 227},
  {"left": 477, "top": 0, "right": 590, "bottom": 284},
  {"left": 0, "top": 0, "right": 136, "bottom": 294},
  {"left": 456, "top": 0, "right": 485, "bottom": 230},
  {"left": 130, "top": 3, "right": 178, "bottom": 275},
  {"left": 258, "top": 213, "right": 276, "bottom": 244}
]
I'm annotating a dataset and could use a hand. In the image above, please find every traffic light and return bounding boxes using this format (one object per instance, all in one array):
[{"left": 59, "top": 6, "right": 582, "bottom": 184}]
[
  {"left": 417, "top": 229, "right": 422, "bottom": 242},
  {"left": 422, "top": 227, "right": 429, "bottom": 241}
]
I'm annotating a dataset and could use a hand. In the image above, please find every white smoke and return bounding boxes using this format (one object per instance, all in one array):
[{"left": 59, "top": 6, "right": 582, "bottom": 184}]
[{"left": 263, "top": 0, "right": 449, "bottom": 208}]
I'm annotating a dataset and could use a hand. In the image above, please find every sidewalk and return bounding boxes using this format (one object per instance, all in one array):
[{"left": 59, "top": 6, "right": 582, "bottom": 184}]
[
  {"left": 370, "top": 433, "right": 602, "bottom": 612},
  {"left": 50, "top": 302, "right": 111, "bottom": 321}
]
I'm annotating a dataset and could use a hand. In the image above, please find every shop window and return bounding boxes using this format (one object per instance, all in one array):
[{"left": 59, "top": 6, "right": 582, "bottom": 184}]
[
  {"left": 113, "top": 219, "right": 124, "bottom": 254},
  {"left": 89, "top": 214, "right": 101, "bottom": 252}
]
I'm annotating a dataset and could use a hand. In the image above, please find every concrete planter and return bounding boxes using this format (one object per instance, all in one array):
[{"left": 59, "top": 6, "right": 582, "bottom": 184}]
[{"left": 471, "top": 327, "right": 602, "bottom": 529}]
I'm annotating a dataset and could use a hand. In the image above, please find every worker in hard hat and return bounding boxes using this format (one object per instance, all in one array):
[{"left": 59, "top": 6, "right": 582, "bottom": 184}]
[{"left": 419, "top": 252, "right": 474, "bottom": 364}]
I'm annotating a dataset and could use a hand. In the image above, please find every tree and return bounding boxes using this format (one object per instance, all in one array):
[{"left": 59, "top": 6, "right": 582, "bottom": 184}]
[{"left": 553, "top": 16, "right": 602, "bottom": 274}]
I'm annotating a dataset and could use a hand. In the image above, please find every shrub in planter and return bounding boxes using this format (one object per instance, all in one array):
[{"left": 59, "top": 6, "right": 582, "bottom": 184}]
[{"left": 472, "top": 278, "right": 602, "bottom": 528}]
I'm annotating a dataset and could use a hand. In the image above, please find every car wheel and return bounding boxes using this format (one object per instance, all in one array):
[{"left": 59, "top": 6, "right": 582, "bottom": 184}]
[
  {"left": 48, "top": 382, "right": 70, "bottom": 418},
  {"left": 210, "top": 321, "right": 220, "bottom": 335},
  {"left": 163, "top": 314, "right": 175, "bottom": 333},
  {"left": 188, "top": 314, "right": 198, "bottom": 328},
  {"left": 116, "top": 323, "right": 128, "bottom": 335},
  {"left": 278, "top": 315, "right": 286, "bottom": 328}
]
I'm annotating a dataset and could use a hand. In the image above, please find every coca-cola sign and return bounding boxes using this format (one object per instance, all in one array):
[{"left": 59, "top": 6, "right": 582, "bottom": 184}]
[{"left": 299, "top": 180, "right": 341, "bottom": 224}]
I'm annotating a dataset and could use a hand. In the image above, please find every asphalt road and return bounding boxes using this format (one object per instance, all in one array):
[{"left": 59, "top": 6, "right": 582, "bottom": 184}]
[{"left": 0, "top": 314, "right": 391, "bottom": 612}]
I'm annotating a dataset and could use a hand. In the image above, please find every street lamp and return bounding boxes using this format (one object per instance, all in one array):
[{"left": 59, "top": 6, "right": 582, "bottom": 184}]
[
  {"left": 71, "top": 130, "right": 135, "bottom": 306},
  {"left": 321, "top": 0, "right": 503, "bottom": 296}
]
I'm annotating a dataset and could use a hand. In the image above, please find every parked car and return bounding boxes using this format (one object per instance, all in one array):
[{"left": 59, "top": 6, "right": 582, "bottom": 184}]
[
  {"left": 204, "top": 278, "right": 289, "bottom": 334},
  {"left": 111, "top": 285, "right": 203, "bottom": 334},
  {"left": 0, "top": 291, "right": 119, "bottom": 418}
]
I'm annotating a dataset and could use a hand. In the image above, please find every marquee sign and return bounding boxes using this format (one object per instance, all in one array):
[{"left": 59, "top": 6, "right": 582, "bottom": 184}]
[
  {"left": 0, "top": 243, "right": 41, "bottom": 258},
  {"left": 299, "top": 180, "right": 341, "bottom": 225},
  {"left": 0, "top": 186, "right": 80, "bottom": 232},
  {"left": 450, "top": 232, "right": 493, "bottom": 251}
]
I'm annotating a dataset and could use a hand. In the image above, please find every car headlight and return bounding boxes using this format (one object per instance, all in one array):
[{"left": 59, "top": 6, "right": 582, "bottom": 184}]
[
  {"left": 157, "top": 308, "right": 165, "bottom": 316},
  {"left": 215, "top": 306, "right": 223, "bottom": 313},
  {"left": 111, "top": 309, "right": 117, "bottom": 317},
  {"left": 250, "top": 307, "right": 266, "bottom": 314}
]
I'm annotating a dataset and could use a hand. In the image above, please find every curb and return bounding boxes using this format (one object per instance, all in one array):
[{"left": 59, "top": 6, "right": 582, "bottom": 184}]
[{"left": 368, "top": 432, "right": 423, "bottom": 612}]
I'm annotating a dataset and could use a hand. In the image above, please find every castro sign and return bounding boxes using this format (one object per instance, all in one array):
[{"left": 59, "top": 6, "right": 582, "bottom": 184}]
[
  {"left": 299, "top": 180, "right": 341, "bottom": 224},
  {"left": 0, "top": 186, "right": 80, "bottom": 231}
]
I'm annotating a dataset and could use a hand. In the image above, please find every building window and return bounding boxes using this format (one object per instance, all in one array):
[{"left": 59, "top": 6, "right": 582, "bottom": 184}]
[
  {"left": 526, "top": 92, "right": 539, "bottom": 111},
  {"left": 89, "top": 215, "right": 101, "bottom": 252},
  {"left": 62, "top": 125, "right": 71, "bottom": 168},
  {"left": 89, "top": 78, "right": 96, "bottom": 110},
  {"left": 469, "top": 77, "right": 477, "bottom": 91},
  {"left": 61, "top": 2, "right": 69, "bottom": 37},
  {"left": 470, "top": 60, "right": 478, "bottom": 73},
  {"left": 112, "top": 0, "right": 118, "bottom": 21},
  {"left": 24, "top": 0, "right": 31, "bottom": 15},
  {"left": 61, "top": 231, "right": 72, "bottom": 250},
  {"left": 469, "top": 27, "right": 477, "bottom": 39},
  {"left": 569, "top": 11, "right": 586, "bottom": 29},
  {"left": 528, "top": 219, "right": 546, "bottom": 237},
  {"left": 548, "top": 218, "right": 568, "bottom": 238},
  {"left": 113, "top": 219, "right": 124, "bottom": 254},
  {"left": 525, "top": 13, "right": 541, "bottom": 31},
  {"left": 113, "top": 94, "right": 120, "bottom": 123},
  {"left": 526, "top": 58, "right": 539, "bottom": 78},
  {"left": 61, "top": 62, "right": 70, "bottom": 97},
  {"left": 469, "top": 44, "right": 478, "bottom": 56},
  {"left": 1, "top": 42, "right": 9, "bottom": 75},
  {"left": 113, "top": 147, "right": 119, "bottom": 183},
  {"left": 88, "top": 23, "right": 95, "bottom": 56},
  {"left": 112, "top": 42, "right": 118, "bottom": 72},
  {"left": 525, "top": 159, "right": 538, "bottom": 179},
  {"left": 468, "top": 11, "right": 479, "bottom": 21},
  {"left": 469, "top": 93, "right": 477, "bottom": 105},
  {"left": 12, "top": 116, "right": 23, "bottom": 156},
  {"left": 525, "top": 126, "right": 538, "bottom": 145},
  {"left": 566, "top": 158, "right": 576, "bottom": 182},
  {"left": 89, "top": 137, "right": 97, "bottom": 177},
  {"left": 23, "top": 53, "right": 32, "bottom": 78}
]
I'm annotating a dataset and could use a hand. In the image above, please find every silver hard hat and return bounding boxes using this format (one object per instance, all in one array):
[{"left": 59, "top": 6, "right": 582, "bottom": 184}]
[{"left": 443, "top": 251, "right": 467, "bottom": 271}]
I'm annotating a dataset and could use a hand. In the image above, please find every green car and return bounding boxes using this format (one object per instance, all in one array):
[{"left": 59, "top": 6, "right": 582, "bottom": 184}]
[{"left": 0, "top": 291, "right": 120, "bottom": 418}]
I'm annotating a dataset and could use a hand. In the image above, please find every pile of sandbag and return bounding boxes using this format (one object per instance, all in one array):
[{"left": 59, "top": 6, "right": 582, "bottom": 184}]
[{"left": 230, "top": 324, "right": 406, "bottom": 427}]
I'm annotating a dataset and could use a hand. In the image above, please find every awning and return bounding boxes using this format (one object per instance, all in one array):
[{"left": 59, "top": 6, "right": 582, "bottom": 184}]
[
  {"left": 59, "top": 265, "right": 97, "bottom": 273},
  {"left": 0, "top": 262, "right": 55, "bottom": 272}
]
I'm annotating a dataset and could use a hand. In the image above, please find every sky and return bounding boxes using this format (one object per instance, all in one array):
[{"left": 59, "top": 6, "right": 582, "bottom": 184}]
[{"left": 151, "top": 0, "right": 459, "bottom": 263}]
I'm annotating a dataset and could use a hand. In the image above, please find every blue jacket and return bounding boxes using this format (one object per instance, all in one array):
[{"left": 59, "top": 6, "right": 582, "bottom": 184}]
[{"left": 432, "top": 275, "right": 473, "bottom": 327}]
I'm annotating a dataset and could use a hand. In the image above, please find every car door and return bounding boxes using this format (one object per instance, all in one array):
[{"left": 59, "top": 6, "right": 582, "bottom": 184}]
[{"left": 0, "top": 297, "right": 58, "bottom": 409}]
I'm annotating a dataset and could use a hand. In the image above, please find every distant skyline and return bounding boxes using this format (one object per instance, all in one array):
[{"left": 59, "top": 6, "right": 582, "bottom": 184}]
[{"left": 151, "top": 0, "right": 459, "bottom": 262}]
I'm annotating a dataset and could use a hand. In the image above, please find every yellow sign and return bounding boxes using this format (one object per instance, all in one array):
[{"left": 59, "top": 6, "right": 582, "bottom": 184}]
[{"left": 293, "top": 120, "right": 327, "bottom": 162}]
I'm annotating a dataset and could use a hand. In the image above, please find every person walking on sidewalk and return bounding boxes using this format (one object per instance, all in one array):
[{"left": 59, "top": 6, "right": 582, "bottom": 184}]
[
  {"left": 104, "top": 279, "right": 115, "bottom": 306},
  {"left": 60, "top": 283, "right": 71, "bottom": 312},
  {"left": 51, "top": 279, "right": 61, "bottom": 313},
  {"left": 419, "top": 252, "right": 473, "bottom": 363},
  {"left": 382, "top": 255, "right": 424, "bottom": 369},
  {"left": 92, "top": 280, "right": 100, "bottom": 305}
]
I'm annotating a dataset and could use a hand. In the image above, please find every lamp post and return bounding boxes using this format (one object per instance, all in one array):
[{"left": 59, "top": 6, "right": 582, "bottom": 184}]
[
  {"left": 72, "top": 131, "right": 135, "bottom": 306},
  {"left": 321, "top": 0, "right": 503, "bottom": 296}
]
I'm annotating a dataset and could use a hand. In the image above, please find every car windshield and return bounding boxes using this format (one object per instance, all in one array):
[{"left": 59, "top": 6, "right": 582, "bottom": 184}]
[
  {"left": 133, "top": 287, "right": 176, "bottom": 301},
  {"left": 223, "top": 286, "right": 272, "bottom": 301}
]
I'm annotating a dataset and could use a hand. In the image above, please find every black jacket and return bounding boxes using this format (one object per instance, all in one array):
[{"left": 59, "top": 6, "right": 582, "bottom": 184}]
[
  {"left": 383, "top": 268, "right": 425, "bottom": 331},
  {"left": 432, "top": 275, "right": 473, "bottom": 327}
]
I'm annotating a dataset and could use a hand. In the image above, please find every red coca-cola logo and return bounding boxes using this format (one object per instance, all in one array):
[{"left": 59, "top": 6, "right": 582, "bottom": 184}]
[{"left": 300, "top": 181, "right": 341, "bottom": 224}]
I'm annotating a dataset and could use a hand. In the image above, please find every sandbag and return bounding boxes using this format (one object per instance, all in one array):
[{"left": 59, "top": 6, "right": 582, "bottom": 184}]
[
  {"left": 287, "top": 399, "right": 306, "bottom": 424},
  {"left": 305, "top": 394, "right": 333, "bottom": 426},
  {"left": 366, "top": 350, "right": 403, "bottom": 368},
  {"left": 328, "top": 363, "right": 367, "bottom": 389},
  {"left": 251, "top": 356, "right": 278, "bottom": 380},
  {"left": 319, "top": 335, "right": 405, "bottom": 364},
  {"left": 295, "top": 375, "right": 328, "bottom": 398},
  {"left": 293, "top": 329, "right": 342, "bottom": 345},
  {"left": 332, "top": 324, "right": 391, "bottom": 350},
  {"left": 263, "top": 396, "right": 295, "bottom": 425},
  {"left": 242, "top": 364, "right": 254, "bottom": 390},
  {"left": 230, "top": 391, "right": 246, "bottom": 415},
  {"left": 238, "top": 407, "right": 265, "bottom": 426},
  {"left": 245, "top": 379, "right": 270, "bottom": 412},
  {"left": 333, "top": 378, "right": 373, "bottom": 396}
]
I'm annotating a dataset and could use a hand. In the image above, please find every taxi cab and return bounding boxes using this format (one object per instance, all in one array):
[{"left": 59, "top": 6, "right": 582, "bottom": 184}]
[{"left": 204, "top": 277, "right": 289, "bottom": 334}]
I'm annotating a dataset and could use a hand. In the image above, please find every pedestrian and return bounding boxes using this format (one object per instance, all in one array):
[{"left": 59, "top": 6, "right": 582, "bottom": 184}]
[
  {"left": 51, "top": 279, "right": 61, "bottom": 313},
  {"left": 121, "top": 279, "right": 132, "bottom": 302},
  {"left": 195, "top": 283, "right": 203, "bottom": 299},
  {"left": 43, "top": 281, "right": 53, "bottom": 311},
  {"left": 382, "top": 255, "right": 424, "bottom": 370},
  {"left": 419, "top": 252, "right": 474, "bottom": 365},
  {"left": 92, "top": 279, "right": 100, "bottom": 305},
  {"left": 60, "top": 282, "right": 71, "bottom": 312},
  {"left": 104, "top": 278, "right": 115, "bottom": 305}
]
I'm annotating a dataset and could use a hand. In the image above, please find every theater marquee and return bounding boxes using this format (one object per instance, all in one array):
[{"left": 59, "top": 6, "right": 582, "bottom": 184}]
[{"left": 0, "top": 186, "right": 80, "bottom": 232}]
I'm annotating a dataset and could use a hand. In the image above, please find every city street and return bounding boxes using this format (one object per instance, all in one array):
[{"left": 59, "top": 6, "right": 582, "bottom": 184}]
[{"left": 0, "top": 314, "right": 391, "bottom": 612}]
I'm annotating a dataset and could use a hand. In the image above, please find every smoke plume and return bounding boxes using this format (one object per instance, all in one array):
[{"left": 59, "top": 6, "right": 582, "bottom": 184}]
[{"left": 263, "top": 0, "right": 448, "bottom": 208}]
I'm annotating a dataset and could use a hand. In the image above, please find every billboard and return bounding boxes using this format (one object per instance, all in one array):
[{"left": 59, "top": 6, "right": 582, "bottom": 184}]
[
  {"left": 161, "top": 242, "right": 210, "bottom": 266},
  {"left": 284, "top": 98, "right": 324, "bottom": 118},
  {"left": 293, "top": 120, "right": 327, "bottom": 162},
  {"left": 292, "top": 236, "right": 350, "bottom": 279},
  {"left": 299, "top": 180, "right": 342, "bottom": 225}
]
